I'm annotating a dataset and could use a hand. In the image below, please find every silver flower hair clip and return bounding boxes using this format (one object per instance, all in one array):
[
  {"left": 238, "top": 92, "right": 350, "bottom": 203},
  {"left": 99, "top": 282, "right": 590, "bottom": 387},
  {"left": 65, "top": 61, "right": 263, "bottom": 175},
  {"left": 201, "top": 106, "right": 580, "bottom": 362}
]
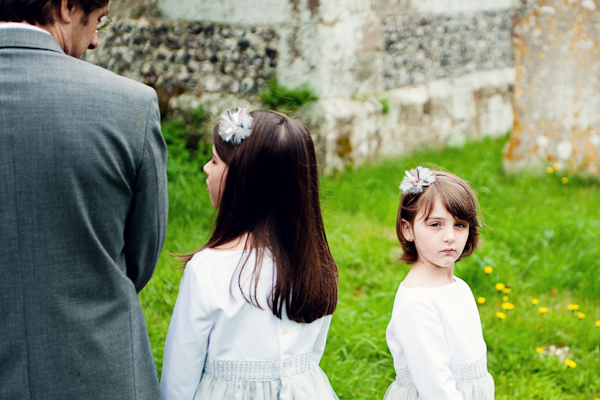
[
  {"left": 399, "top": 166, "right": 436, "bottom": 194},
  {"left": 218, "top": 106, "right": 253, "bottom": 145}
]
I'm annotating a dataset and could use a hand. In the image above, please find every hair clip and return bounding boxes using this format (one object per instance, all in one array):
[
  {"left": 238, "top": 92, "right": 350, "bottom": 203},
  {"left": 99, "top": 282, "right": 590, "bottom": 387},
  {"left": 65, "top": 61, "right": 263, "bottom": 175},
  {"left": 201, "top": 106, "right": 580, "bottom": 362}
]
[
  {"left": 218, "top": 107, "right": 253, "bottom": 145},
  {"left": 399, "top": 166, "right": 436, "bottom": 194}
]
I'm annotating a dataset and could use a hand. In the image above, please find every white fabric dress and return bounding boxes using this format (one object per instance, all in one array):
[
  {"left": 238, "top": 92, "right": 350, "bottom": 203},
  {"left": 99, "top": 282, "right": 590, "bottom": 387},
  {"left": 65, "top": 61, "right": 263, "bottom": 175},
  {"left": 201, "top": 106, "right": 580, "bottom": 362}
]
[
  {"left": 161, "top": 248, "right": 339, "bottom": 400},
  {"left": 384, "top": 277, "right": 494, "bottom": 400}
]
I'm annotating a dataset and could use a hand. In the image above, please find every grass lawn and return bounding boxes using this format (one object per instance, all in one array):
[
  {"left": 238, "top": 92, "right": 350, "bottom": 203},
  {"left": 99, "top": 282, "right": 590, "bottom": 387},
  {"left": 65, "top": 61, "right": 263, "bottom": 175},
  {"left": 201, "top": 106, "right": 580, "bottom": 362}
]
[{"left": 141, "top": 132, "right": 600, "bottom": 399}]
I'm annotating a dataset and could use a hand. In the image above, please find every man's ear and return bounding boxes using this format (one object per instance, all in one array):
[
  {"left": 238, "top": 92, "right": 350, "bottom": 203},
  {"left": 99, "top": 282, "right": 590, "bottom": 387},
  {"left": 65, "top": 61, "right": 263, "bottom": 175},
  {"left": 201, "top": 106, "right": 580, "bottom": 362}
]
[
  {"left": 401, "top": 219, "right": 413, "bottom": 242},
  {"left": 57, "top": 0, "right": 74, "bottom": 24}
]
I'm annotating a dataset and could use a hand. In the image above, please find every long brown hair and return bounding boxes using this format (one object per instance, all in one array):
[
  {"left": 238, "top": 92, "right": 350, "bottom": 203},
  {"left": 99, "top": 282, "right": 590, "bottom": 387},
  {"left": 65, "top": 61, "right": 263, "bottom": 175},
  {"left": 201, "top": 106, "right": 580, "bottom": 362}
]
[
  {"left": 397, "top": 169, "right": 481, "bottom": 265},
  {"left": 184, "top": 110, "right": 338, "bottom": 323}
]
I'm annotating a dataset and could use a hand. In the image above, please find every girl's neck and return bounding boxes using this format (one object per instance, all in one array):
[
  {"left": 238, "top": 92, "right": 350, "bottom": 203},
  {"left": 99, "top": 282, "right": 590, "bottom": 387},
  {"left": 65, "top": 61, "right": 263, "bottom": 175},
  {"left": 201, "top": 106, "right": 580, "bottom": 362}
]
[
  {"left": 211, "top": 232, "right": 251, "bottom": 251},
  {"left": 403, "top": 261, "right": 455, "bottom": 288}
]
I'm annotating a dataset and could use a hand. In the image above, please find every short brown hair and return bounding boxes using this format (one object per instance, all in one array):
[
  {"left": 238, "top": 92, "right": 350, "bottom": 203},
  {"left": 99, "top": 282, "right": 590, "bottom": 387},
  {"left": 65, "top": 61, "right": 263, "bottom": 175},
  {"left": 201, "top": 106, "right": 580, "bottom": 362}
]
[
  {"left": 0, "top": 0, "right": 108, "bottom": 26},
  {"left": 396, "top": 169, "right": 481, "bottom": 265}
]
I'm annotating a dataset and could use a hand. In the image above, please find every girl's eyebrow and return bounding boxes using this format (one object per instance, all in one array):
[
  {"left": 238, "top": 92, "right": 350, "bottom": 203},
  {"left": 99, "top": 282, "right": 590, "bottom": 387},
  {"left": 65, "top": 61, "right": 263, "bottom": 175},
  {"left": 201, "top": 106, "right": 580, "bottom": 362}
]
[{"left": 425, "top": 214, "right": 445, "bottom": 220}]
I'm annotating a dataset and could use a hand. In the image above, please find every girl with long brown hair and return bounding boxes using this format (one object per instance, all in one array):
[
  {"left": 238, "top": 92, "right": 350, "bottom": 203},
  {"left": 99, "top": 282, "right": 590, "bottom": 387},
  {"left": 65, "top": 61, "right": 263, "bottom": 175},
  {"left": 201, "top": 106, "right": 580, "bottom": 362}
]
[{"left": 161, "top": 108, "right": 339, "bottom": 400}]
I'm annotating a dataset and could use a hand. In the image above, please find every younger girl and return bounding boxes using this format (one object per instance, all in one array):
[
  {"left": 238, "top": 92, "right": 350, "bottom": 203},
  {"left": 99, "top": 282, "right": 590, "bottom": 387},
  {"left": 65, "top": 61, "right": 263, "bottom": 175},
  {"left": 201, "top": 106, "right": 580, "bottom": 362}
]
[
  {"left": 384, "top": 166, "right": 494, "bottom": 400},
  {"left": 161, "top": 108, "right": 339, "bottom": 400}
]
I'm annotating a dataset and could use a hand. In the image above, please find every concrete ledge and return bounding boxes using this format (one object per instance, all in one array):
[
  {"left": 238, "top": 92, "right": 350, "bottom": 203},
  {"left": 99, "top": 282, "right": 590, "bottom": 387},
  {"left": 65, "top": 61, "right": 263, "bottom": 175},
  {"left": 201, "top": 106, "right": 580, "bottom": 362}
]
[{"left": 301, "top": 68, "right": 515, "bottom": 171}]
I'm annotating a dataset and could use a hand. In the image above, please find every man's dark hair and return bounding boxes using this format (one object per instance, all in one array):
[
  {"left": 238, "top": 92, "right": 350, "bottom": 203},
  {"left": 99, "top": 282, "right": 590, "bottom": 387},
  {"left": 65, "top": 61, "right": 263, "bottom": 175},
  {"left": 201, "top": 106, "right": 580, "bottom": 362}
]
[{"left": 0, "top": 0, "right": 108, "bottom": 26}]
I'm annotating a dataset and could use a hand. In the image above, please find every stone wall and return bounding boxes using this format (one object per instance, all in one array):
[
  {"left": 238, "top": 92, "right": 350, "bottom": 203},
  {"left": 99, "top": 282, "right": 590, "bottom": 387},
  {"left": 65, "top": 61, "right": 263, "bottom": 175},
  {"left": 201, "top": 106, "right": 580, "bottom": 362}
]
[
  {"left": 85, "top": 20, "right": 278, "bottom": 97},
  {"left": 504, "top": 0, "right": 600, "bottom": 176},
  {"left": 303, "top": 68, "right": 515, "bottom": 171},
  {"left": 85, "top": 0, "right": 518, "bottom": 171},
  {"left": 383, "top": 10, "right": 514, "bottom": 88}
]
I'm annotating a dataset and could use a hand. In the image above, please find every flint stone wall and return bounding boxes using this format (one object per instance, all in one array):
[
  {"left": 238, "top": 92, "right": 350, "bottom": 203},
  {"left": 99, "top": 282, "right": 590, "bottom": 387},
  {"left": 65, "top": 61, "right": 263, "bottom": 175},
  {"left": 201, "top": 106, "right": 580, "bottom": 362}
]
[
  {"left": 383, "top": 10, "right": 514, "bottom": 88},
  {"left": 85, "top": 20, "right": 278, "bottom": 96},
  {"left": 84, "top": 0, "right": 517, "bottom": 171}
]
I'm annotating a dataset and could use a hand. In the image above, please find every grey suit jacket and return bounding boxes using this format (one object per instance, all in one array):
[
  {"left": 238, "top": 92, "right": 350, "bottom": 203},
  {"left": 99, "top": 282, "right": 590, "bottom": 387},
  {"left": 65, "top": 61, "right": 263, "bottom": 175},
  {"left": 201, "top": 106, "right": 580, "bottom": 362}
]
[{"left": 0, "top": 27, "right": 167, "bottom": 399}]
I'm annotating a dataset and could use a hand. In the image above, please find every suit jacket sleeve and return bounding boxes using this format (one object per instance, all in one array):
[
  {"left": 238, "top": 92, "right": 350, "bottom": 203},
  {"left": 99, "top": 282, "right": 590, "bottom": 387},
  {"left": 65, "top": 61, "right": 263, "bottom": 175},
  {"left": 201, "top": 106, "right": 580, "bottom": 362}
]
[{"left": 124, "top": 94, "right": 168, "bottom": 293}]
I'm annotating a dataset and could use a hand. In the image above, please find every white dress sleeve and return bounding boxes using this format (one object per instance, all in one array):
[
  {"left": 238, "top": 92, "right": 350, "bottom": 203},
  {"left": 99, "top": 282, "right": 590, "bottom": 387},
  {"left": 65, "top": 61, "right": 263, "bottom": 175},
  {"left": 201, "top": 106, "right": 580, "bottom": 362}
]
[
  {"left": 161, "top": 262, "right": 214, "bottom": 400},
  {"left": 390, "top": 298, "right": 463, "bottom": 400},
  {"left": 311, "top": 315, "right": 332, "bottom": 364}
]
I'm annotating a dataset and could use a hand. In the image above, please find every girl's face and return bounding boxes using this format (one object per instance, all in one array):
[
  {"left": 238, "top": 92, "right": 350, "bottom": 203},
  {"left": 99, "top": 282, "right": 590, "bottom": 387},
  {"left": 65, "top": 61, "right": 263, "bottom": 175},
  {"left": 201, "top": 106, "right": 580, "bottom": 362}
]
[
  {"left": 203, "top": 146, "right": 228, "bottom": 209},
  {"left": 402, "top": 198, "right": 469, "bottom": 270}
]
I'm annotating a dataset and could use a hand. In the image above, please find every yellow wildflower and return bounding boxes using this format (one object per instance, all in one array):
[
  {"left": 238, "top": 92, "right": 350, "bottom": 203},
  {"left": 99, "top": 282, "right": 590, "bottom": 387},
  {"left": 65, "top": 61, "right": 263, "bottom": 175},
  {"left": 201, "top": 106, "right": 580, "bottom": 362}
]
[
  {"left": 553, "top": 163, "right": 561, "bottom": 170},
  {"left": 495, "top": 283, "right": 505, "bottom": 291},
  {"left": 502, "top": 296, "right": 508, "bottom": 302},
  {"left": 577, "top": 312, "right": 585, "bottom": 319},
  {"left": 546, "top": 167, "right": 554, "bottom": 174},
  {"left": 503, "top": 288, "right": 511, "bottom": 294},
  {"left": 565, "top": 359, "right": 576, "bottom": 368},
  {"left": 501, "top": 303, "right": 515, "bottom": 310},
  {"left": 484, "top": 266, "right": 493, "bottom": 274},
  {"left": 596, "top": 320, "right": 600, "bottom": 328},
  {"left": 561, "top": 177, "right": 568, "bottom": 184},
  {"left": 535, "top": 347, "right": 544, "bottom": 354},
  {"left": 539, "top": 307, "right": 548, "bottom": 314},
  {"left": 531, "top": 298, "right": 539, "bottom": 305},
  {"left": 477, "top": 297, "right": 486, "bottom": 304},
  {"left": 567, "top": 304, "right": 579, "bottom": 311},
  {"left": 496, "top": 312, "right": 506, "bottom": 319}
]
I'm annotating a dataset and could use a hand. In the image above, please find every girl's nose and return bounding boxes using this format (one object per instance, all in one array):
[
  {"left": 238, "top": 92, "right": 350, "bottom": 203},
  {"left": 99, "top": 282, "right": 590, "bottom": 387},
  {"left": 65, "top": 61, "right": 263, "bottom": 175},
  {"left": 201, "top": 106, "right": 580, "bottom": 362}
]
[{"left": 443, "top": 227, "right": 455, "bottom": 244}]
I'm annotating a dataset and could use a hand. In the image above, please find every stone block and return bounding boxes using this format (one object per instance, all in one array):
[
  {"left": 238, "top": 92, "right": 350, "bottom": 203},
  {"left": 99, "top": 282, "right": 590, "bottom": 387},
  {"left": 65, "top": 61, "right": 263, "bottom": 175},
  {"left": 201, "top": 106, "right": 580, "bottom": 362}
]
[
  {"left": 301, "top": 68, "right": 514, "bottom": 171},
  {"left": 410, "top": 0, "right": 518, "bottom": 14},
  {"left": 157, "top": 0, "right": 292, "bottom": 24},
  {"left": 374, "top": 0, "right": 411, "bottom": 17},
  {"left": 277, "top": 18, "right": 384, "bottom": 98},
  {"left": 317, "top": 0, "right": 374, "bottom": 23},
  {"left": 505, "top": 0, "right": 600, "bottom": 175}
]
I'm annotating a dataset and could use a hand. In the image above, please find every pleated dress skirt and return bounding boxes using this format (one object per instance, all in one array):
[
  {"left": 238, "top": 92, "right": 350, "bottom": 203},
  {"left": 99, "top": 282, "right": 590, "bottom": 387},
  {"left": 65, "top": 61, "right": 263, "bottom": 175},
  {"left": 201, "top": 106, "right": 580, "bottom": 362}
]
[
  {"left": 383, "top": 355, "right": 494, "bottom": 400},
  {"left": 194, "top": 352, "right": 339, "bottom": 400}
]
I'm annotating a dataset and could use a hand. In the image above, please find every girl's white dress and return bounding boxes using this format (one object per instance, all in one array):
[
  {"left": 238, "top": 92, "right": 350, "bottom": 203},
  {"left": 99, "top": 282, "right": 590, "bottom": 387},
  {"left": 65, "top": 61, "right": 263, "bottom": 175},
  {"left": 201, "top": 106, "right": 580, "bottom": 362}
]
[
  {"left": 384, "top": 277, "right": 494, "bottom": 400},
  {"left": 160, "top": 248, "right": 339, "bottom": 400}
]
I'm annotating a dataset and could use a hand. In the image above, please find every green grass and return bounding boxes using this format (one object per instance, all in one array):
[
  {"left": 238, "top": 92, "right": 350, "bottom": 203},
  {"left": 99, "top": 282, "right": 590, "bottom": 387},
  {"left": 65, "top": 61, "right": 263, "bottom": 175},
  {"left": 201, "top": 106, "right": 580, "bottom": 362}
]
[{"left": 140, "top": 132, "right": 600, "bottom": 399}]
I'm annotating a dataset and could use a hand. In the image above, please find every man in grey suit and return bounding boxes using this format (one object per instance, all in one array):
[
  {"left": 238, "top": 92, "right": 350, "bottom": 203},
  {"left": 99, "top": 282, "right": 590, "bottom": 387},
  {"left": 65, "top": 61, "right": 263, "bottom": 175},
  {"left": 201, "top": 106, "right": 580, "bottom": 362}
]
[{"left": 0, "top": 0, "right": 167, "bottom": 398}]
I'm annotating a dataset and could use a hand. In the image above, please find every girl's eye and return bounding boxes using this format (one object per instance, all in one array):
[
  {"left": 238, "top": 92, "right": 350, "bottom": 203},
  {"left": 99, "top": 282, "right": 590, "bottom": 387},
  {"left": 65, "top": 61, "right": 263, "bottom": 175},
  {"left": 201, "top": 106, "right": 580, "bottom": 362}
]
[
  {"left": 456, "top": 222, "right": 468, "bottom": 228},
  {"left": 430, "top": 222, "right": 441, "bottom": 227}
]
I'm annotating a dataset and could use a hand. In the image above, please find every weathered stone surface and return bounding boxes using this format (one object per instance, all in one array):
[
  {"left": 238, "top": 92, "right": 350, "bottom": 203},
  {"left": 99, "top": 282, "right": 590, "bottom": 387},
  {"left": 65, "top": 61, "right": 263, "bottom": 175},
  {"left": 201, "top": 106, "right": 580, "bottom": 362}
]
[
  {"left": 383, "top": 10, "right": 514, "bottom": 89},
  {"left": 157, "top": 0, "right": 295, "bottom": 24},
  {"left": 83, "top": 0, "right": 517, "bottom": 171},
  {"left": 108, "top": 0, "right": 162, "bottom": 19},
  {"left": 277, "top": 16, "right": 384, "bottom": 98},
  {"left": 300, "top": 68, "right": 514, "bottom": 171},
  {"left": 408, "top": 0, "right": 518, "bottom": 14},
  {"left": 504, "top": 0, "right": 600, "bottom": 175},
  {"left": 84, "top": 20, "right": 278, "bottom": 97}
]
